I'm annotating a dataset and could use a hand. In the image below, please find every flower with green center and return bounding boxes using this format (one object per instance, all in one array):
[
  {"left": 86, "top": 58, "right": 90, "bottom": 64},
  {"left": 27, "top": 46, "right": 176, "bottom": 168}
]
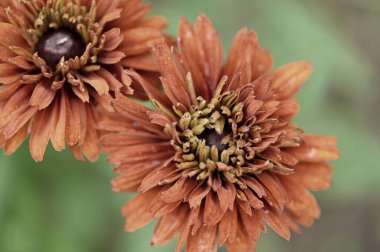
[{"left": 100, "top": 15, "right": 340, "bottom": 252}]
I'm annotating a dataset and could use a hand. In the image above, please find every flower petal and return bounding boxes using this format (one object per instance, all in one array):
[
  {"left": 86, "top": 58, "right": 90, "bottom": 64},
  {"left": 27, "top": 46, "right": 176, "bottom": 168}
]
[
  {"left": 30, "top": 81, "right": 56, "bottom": 109},
  {"left": 270, "top": 61, "right": 313, "bottom": 99}
]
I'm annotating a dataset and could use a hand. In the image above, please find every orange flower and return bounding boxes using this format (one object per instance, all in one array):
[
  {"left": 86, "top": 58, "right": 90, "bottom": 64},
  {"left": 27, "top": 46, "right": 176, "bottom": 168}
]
[
  {"left": 100, "top": 15, "right": 340, "bottom": 252},
  {"left": 0, "top": 0, "right": 168, "bottom": 161}
]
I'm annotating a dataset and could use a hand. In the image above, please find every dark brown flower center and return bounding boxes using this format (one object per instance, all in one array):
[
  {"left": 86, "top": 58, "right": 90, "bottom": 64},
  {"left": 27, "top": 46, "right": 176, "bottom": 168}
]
[
  {"left": 36, "top": 29, "right": 86, "bottom": 67},
  {"left": 200, "top": 127, "right": 230, "bottom": 153}
]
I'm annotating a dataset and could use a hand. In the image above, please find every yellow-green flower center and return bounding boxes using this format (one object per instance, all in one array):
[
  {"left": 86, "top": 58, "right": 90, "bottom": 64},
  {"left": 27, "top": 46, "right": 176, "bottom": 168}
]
[{"left": 172, "top": 91, "right": 251, "bottom": 182}]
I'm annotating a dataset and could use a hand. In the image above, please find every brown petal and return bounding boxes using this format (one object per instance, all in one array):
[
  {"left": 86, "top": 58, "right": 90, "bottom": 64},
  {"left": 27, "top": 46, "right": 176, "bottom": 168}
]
[
  {"left": 203, "top": 192, "right": 224, "bottom": 226},
  {"left": 2, "top": 105, "right": 37, "bottom": 139},
  {"left": 270, "top": 61, "right": 313, "bottom": 99},
  {"left": 4, "top": 123, "right": 28, "bottom": 155},
  {"left": 178, "top": 16, "right": 223, "bottom": 98},
  {"left": 99, "top": 8, "right": 122, "bottom": 27},
  {"left": 218, "top": 210, "right": 232, "bottom": 245},
  {"left": 280, "top": 176, "right": 321, "bottom": 226},
  {"left": 8, "top": 56, "right": 34, "bottom": 70},
  {"left": 0, "top": 83, "right": 20, "bottom": 102},
  {"left": 0, "top": 22, "right": 28, "bottom": 48},
  {"left": 189, "top": 184, "right": 211, "bottom": 208},
  {"left": 30, "top": 81, "right": 56, "bottom": 109},
  {"left": 152, "top": 43, "right": 191, "bottom": 107},
  {"left": 95, "top": 0, "right": 120, "bottom": 20},
  {"left": 273, "top": 98, "right": 299, "bottom": 120},
  {"left": 0, "top": 63, "right": 23, "bottom": 84},
  {"left": 79, "top": 72, "right": 110, "bottom": 95},
  {"left": 97, "top": 68, "right": 123, "bottom": 91},
  {"left": 103, "top": 28, "right": 124, "bottom": 51},
  {"left": 251, "top": 48, "right": 273, "bottom": 80},
  {"left": 126, "top": 69, "right": 172, "bottom": 109},
  {"left": 149, "top": 198, "right": 181, "bottom": 218},
  {"left": 139, "top": 162, "right": 176, "bottom": 192},
  {"left": 241, "top": 209, "right": 264, "bottom": 240},
  {"left": 147, "top": 111, "right": 172, "bottom": 127},
  {"left": 226, "top": 224, "right": 257, "bottom": 252},
  {"left": 98, "top": 51, "right": 126, "bottom": 64},
  {"left": 29, "top": 109, "right": 51, "bottom": 162},
  {"left": 216, "top": 182, "right": 236, "bottom": 211},
  {"left": 121, "top": 53, "right": 159, "bottom": 72},
  {"left": 139, "top": 16, "right": 168, "bottom": 30},
  {"left": 286, "top": 135, "right": 340, "bottom": 162},
  {"left": 161, "top": 177, "right": 197, "bottom": 203},
  {"left": 0, "top": 45, "right": 17, "bottom": 61},
  {"left": 228, "top": 207, "right": 238, "bottom": 243},
  {"left": 151, "top": 206, "right": 187, "bottom": 245},
  {"left": 242, "top": 188, "right": 264, "bottom": 209},
  {"left": 263, "top": 210, "right": 291, "bottom": 240},
  {"left": 118, "top": 1, "right": 151, "bottom": 29},
  {"left": 186, "top": 225, "right": 217, "bottom": 252},
  {"left": 123, "top": 189, "right": 159, "bottom": 232},
  {"left": 81, "top": 106, "right": 99, "bottom": 162},
  {"left": 123, "top": 27, "right": 163, "bottom": 45},
  {"left": 244, "top": 98, "right": 263, "bottom": 119},
  {"left": 121, "top": 27, "right": 164, "bottom": 55},
  {"left": 64, "top": 96, "right": 82, "bottom": 146},
  {"left": 243, "top": 176, "right": 267, "bottom": 198},
  {"left": 50, "top": 91, "right": 66, "bottom": 151},
  {"left": 71, "top": 85, "right": 90, "bottom": 103},
  {"left": 257, "top": 172, "right": 287, "bottom": 211},
  {"left": 290, "top": 162, "right": 333, "bottom": 190},
  {"left": 175, "top": 209, "right": 192, "bottom": 252}
]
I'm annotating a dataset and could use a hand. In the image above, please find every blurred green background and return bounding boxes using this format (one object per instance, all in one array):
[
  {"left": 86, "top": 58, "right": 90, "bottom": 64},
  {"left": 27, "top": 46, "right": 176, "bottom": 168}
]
[{"left": 1, "top": 0, "right": 380, "bottom": 251}]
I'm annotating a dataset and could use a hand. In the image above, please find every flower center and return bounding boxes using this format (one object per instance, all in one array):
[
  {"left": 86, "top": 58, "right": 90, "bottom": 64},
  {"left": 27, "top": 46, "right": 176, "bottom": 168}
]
[
  {"left": 199, "top": 127, "right": 230, "bottom": 153},
  {"left": 167, "top": 77, "right": 301, "bottom": 184},
  {"left": 170, "top": 91, "right": 253, "bottom": 182},
  {"left": 35, "top": 28, "right": 86, "bottom": 67}
]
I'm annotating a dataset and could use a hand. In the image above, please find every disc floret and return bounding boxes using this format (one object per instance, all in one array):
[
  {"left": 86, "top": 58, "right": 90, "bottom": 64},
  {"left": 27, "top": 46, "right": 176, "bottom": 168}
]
[{"left": 169, "top": 77, "right": 266, "bottom": 183}]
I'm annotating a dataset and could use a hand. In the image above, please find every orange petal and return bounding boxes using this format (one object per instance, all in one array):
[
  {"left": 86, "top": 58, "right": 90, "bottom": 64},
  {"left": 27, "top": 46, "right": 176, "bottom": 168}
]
[
  {"left": 81, "top": 106, "right": 99, "bottom": 162},
  {"left": 270, "top": 61, "right": 313, "bottom": 99},
  {"left": 0, "top": 63, "right": 23, "bottom": 84},
  {"left": 151, "top": 206, "right": 187, "bottom": 246},
  {"left": 29, "top": 109, "right": 51, "bottom": 162},
  {"left": 30, "top": 81, "right": 56, "bottom": 109},
  {"left": 123, "top": 189, "right": 158, "bottom": 232},
  {"left": 79, "top": 72, "right": 109, "bottom": 96},
  {"left": 0, "top": 22, "right": 28, "bottom": 48},
  {"left": 161, "top": 177, "right": 197, "bottom": 203},
  {"left": 50, "top": 91, "right": 66, "bottom": 151},
  {"left": 121, "top": 53, "right": 159, "bottom": 72},
  {"left": 257, "top": 172, "right": 287, "bottom": 211},
  {"left": 263, "top": 210, "right": 291, "bottom": 240},
  {"left": 186, "top": 225, "right": 217, "bottom": 252},
  {"left": 152, "top": 43, "right": 191, "bottom": 107},
  {"left": 290, "top": 162, "right": 333, "bottom": 190},
  {"left": 4, "top": 123, "right": 28, "bottom": 155}
]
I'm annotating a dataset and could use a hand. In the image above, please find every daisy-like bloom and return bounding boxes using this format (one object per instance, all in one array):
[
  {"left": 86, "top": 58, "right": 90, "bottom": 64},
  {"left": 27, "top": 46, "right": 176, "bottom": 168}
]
[
  {"left": 0, "top": 0, "right": 167, "bottom": 162},
  {"left": 100, "top": 16, "right": 340, "bottom": 252}
]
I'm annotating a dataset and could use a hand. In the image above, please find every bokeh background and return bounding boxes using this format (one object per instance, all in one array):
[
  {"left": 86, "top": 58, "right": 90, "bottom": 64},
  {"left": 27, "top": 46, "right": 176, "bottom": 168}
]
[{"left": 1, "top": 0, "right": 380, "bottom": 251}]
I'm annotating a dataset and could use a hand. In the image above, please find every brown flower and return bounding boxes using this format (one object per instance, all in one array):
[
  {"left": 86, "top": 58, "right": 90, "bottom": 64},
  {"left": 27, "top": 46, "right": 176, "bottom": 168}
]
[
  {"left": 100, "top": 15, "right": 340, "bottom": 252},
  {"left": 0, "top": 0, "right": 167, "bottom": 161}
]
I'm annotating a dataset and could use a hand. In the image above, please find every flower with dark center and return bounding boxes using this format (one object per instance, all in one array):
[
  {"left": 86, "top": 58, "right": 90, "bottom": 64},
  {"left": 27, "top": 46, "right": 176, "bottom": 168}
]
[
  {"left": 0, "top": 0, "right": 168, "bottom": 161},
  {"left": 100, "top": 16, "right": 340, "bottom": 252}
]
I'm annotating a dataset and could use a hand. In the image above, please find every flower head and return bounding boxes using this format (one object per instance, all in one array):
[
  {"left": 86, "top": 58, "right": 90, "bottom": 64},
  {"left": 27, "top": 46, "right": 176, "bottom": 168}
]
[
  {"left": 0, "top": 0, "right": 168, "bottom": 161},
  {"left": 101, "top": 15, "right": 340, "bottom": 252}
]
